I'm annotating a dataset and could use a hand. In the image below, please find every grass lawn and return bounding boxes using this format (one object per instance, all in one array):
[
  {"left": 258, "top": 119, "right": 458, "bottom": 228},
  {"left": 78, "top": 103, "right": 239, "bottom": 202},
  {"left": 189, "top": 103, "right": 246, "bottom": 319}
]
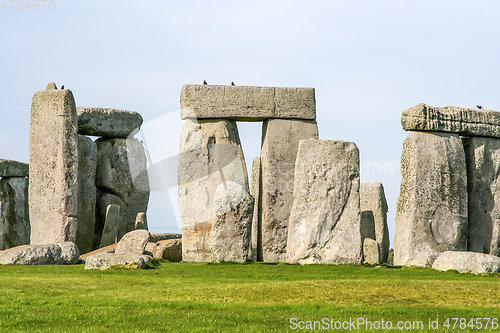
[{"left": 0, "top": 261, "right": 498, "bottom": 332}]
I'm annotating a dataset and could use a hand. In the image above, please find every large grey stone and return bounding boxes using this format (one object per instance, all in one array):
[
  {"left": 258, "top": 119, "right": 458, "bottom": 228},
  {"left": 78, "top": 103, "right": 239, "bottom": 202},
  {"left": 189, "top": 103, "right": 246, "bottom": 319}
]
[
  {"left": 180, "top": 85, "right": 316, "bottom": 121},
  {"left": 29, "top": 86, "right": 78, "bottom": 245},
  {"left": 77, "top": 107, "right": 143, "bottom": 138},
  {"left": 115, "top": 229, "right": 150, "bottom": 255},
  {"left": 464, "top": 137, "right": 500, "bottom": 256},
  {"left": 100, "top": 204, "right": 122, "bottom": 248},
  {"left": 432, "top": 251, "right": 500, "bottom": 274},
  {"left": 0, "top": 242, "right": 80, "bottom": 265},
  {"left": 146, "top": 239, "right": 182, "bottom": 262},
  {"left": 0, "top": 177, "right": 30, "bottom": 250},
  {"left": 0, "top": 159, "right": 29, "bottom": 177},
  {"left": 96, "top": 193, "right": 124, "bottom": 246},
  {"left": 260, "top": 119, "right": 318, "bottom": 262},
  {"left": 402, "top": 103, "right": 500, "bottom": 138},
  {"left": 96, "top": 138, "right": 150, "bottom": 234},
  {"left": 178, "top": 119, "right": 253, "bottom": 262},
  {"left": 360, "top": 182, "right": 390, "bottom": 263},
  {"left": 250, "top": 156, "right": 261, "bottom": 261},
  {"left": 363, "top": 238, "right": 380, "bottom": 265},
  {"left": 76, "top": 135, "right": 97, "bottom": 254},
  {"left": 394, "top": 132, "right": 468, "bottom": 267},
  {"left": 286, "top": 139, "right": 363, "bottom": 265},
  {"left": 84, "top": 253, "right": 152, "bottom": 270}
]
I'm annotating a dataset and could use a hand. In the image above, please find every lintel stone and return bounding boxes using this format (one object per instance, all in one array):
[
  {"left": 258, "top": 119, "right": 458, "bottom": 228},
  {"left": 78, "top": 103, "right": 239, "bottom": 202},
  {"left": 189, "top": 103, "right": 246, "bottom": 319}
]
[{"left": 0, "top": 159, "right": 29, "bottom": 177}]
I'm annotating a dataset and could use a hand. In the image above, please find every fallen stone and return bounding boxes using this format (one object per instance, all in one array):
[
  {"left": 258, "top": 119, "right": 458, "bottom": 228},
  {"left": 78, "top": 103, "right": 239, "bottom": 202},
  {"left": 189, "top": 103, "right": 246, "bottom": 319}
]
[
  {"left": 0, "top": 177, "right": 30, "bottom": 250},
  {"left": 178, "top": 119, "right": 252, "bottom": 262},
  {"left": 287, "top": 139, "right": 363, "bottom": 265},
  {"left": 76, "top": 135, "right": 97, "bottom": 254},
  {"left": 84, "top": 253, "right": 152, "bottom": 270},
  {"left": 0, "top": 242, "right": 80, "bottom": 265},
  {"left": 146, "top": 239, "right": 182, "bottom": 262},
  {"left": 76, "top": 107, "right": 143, "bottom": 138},
  {"left": 115, "top": 229, "right": 150, "bottom": 255},
  {"left": 402, "top": 103, "right": 500, "bottom": 138},
  {"left": 360, "top": 182, "right": 390, "bottom": 263},
  {"left": 80, "top": 243, "right": 116, "bottom": 261},
  {"left": 394, "top": 132, "right": 468, "bottom": 267},
  {"left": 180, "top": 85, "right": 316, "bottom": 121},
  {"left": 0, "top": 159, "right": 29, "bottom": 177},
  {"left": 261, "top": 119, "right": 318, "bottom": 262},
  {"left": 135, "top": 212, "right": 148, "bottom": 230},
  {"left": 149, "top": 233, "right": 182, "bottom": 243},
  {"left": 29, "top": 85, "right": 78, "bottom": 245},
  {"left": 432, "top": 251, "right": 500, "bottom": 274},
  {"left": 100, "top": 204, "right": 122, "bottom": 248},
  {"left": 363, "top": 238, "right": 380, "bottom": 265},
  {"left": 464, "top": 137, "right": 500, "bottom": 256},
  {"left": 250, "top": 156, "right": 261, "bottom": 261}
]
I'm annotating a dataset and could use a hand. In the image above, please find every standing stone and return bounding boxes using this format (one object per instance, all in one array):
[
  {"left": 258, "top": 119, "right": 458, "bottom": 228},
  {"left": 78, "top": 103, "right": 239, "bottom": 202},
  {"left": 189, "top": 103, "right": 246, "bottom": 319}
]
[
  {"left": 286, "top": 139, "right": 362, "bottom": 265},
  {"left": 76, "top": 135, "right": 97, "bottom": 254},
  {"left": 178, "top": 119, "right": 253, "bottom": 262},
  {"left": 250, "top": 156, "right": 262, "bottom": 261},
  {"left": 360, "top": 182, "right": 390, "bottom": 263},
  {"left": 363, "top": 238, "right": 380, "bottom": 265},
  {"left": 464, "top": 137, "right": 500, "bottom": 256},
  {"left": 260, "top": 119, "right": 318, "bottom": 262},
  {"left": 29, "top": 85, "right": 78, "bottom": 245},
  {"left": 96, "top": 138, "right": 150, "bottom": 235},
  {"left": 0, "top": 177, "right": 30, "bottom": 250},
  {"left": 394, "top": 132, "right": 468, "bottom": 267},
  {"left": 135, "top": 212, "right": 148, "bottom": 230},
  {"left": 100, "top": 204, "right": 121, "bottom": 247}
]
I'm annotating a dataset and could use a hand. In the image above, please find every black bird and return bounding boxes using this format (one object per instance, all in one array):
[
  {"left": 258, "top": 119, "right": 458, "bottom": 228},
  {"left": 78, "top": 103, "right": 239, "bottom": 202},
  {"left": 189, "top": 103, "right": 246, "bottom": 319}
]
[
  {"left": 203, "top": 80, "right": 207, "bottom": 85},
  {"left": 231, "top": 82, "right": 235, "bottom": 86},
  {"left": 477, "top": 105, "right": 483, "bottom": 109},
  {"left": 60, "top": 85, "right": 65, "bottom": 89}
]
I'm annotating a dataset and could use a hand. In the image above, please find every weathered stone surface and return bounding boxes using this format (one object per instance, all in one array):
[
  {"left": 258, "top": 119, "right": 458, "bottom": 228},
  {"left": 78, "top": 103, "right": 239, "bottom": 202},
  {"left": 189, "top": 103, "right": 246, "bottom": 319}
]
[
  {"left": 146, "top": 239, "right": 182, "bottom": 262},
  {"left": 80, "top": 243, "right": 116, "bottom": 261},
  {"left": 135, "top": 212, "right": 148, "bottom": 230},
  {"left": 432, "top": 251, "right": 500, "bottom": 274},
  {"left": 360, "top": 182, "right": 390, "bottom": 263},
  {"left": 261, "top": 119, "right": 318, "bottom": 262},
  {"left": 0, "top": 242, "right": 80, "bottom": 265},
  {"left": 0, "top": 159, "right": 29, "bottom": 177},
  {"left": 178, "top": 119, "right": 253, "bottom": 262},
  {"left": 394, "top": 132, "right": 468, "bottom": 267},
  {"left": 363, "top": 238, "right": 380, "bottom": 265},
  {"left": 76, "top": 107, "right": 143, "bottom": 138},
  {"left": 180, "top": 85, "right": 316, "bottom": 121},
  {"left": 100, "top": 204, "right": 122, "bottom": 248},
  {"left": 402, "top": 103, "right": 500, "bottom": 138},
  {"left": 29, "top": 86, "right": 78, "bottom": 245},
  {"left": 76, "top": 135, "right": 97, "bottom": 254},
  {"left": 250, "top": 156, "right": 261, "bottom": 261},
  {"left": 84, "top": 253, "right": 152, "bottom": 270},
  {"left": 96, "top": 138, "right": 150, "bottom": 234},
  {"left": 0, "top": 177, "right": 30, "bottom": 250},
  {"left": 150, "top": 233, "right": 182, "bottom": 243},
  {"left": 286, "top": 139, "right": 362, "bottom": 265},
  {"left": 115, "top": 229, "right": 150, "bottom": 255},
  {"left": 464, "top": 137, "right": 500, "bottom": 256}
]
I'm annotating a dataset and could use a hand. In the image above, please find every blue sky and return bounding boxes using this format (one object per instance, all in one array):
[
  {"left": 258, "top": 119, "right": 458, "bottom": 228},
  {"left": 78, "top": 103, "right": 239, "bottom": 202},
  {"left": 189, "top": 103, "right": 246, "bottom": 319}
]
[{"left": 1, "top": 1, "right": 499, "bottom": 244}]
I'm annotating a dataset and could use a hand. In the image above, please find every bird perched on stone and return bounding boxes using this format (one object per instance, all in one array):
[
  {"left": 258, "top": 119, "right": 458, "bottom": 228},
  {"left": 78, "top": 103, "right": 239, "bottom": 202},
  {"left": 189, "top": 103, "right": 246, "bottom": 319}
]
[
  {"left": 231, "top": 82, "right": 235, "bottom": 86},
  {"left": 203, "top": 80, "right": 207, "bottom": 85},
  {"left": 60, "top": 85, "right": 65, "bottom": 89},
  {"left": 477, "top": 105, "right": 483, "bottom": 109}
]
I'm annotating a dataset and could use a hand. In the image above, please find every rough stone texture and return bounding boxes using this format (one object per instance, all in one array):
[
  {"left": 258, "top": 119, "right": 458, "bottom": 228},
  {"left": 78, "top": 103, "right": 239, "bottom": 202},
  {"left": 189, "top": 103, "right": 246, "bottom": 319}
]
[
  {"left": 80, "top": 243, "right": 116, "bottom": 261},
  {"left": 0, "top": 242, "right": 80, "bottom": 265},
  {"left": 115, "top": 229, "right": 150, "bottom": 255},
  {"left": 360, "top": 211, "right": 376, "bottom": 244},
  {"left": 150, "top": 233, "right": 182, "bottom": 243},
  {"left": 250, "top": 156, "right": 262, "bottom": 261},
  {"left": 0, "top": 159, "right": 29, "bottom": 177},
  {"left": 84, "top": 253, "right": 152, "bottom": 270},
  {"left": 76, "top": 135, "right": 97, "bottom": 254},
  {"left": 29, "top": 87, "right": 78, "bottom": 245},
  {"left": 360, "top": 182, "right": 390, "bottom": 263},
  {"left": 363, "top": 238, "right": 380, "bottom": 265},
  {"left": 178, "top": 119, "right": 253, "bottom": 262},
  {"left": 77, "top": 107, "right": 143, "bottom": 138},
  {"left": 464, "top": 137, "right": 500, "bottom": 256},
  {"left": 286, "top": 139, "right": 363, "bottom": 265},
  {"left": 145, "top": 239, "right": 182, "bottom": 262},
  {"left": 261, "top": 119, "right": 318, "bottom": 262},
  {"left": 0, "top": 177, "right": 30, "bottom": 250},
  {"left": 96, "top": 193, "right": 124, "bottom": 246},
  {"left": 394, "top": 132, "right": 468, "bottom": 267},
  {"left": 96, "top": 138, "right": 150, "bottom": 235},
  {"left": 100, "top": 204, "right": 122, "bottom": 248},
  {"left": 432, "top": 251, "right": 500, "bottom": 274},
  {"left": 180, "top": 85, "right": 316, "bottom": 121},
  {"left": 402, "top": 103, "right": 500, "bottom": 138},
  {"left": 135, "top": 212, "right": 148, "bottom": 230}
]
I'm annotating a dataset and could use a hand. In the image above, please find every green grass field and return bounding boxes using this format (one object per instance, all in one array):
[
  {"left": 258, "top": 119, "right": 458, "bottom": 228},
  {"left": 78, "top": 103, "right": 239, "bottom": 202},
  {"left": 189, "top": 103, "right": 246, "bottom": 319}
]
[{"left": 0, "top": 261, "right": 498, "bottom": 332}]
